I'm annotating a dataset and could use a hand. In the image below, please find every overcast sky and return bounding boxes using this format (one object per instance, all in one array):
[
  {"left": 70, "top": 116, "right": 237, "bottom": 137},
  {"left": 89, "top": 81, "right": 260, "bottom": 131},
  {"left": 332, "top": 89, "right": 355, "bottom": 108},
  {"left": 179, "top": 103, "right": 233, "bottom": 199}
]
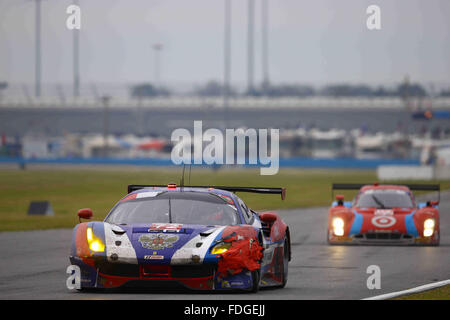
[{"left": 1, "top": 0, "right": 449, "bottom": 91}]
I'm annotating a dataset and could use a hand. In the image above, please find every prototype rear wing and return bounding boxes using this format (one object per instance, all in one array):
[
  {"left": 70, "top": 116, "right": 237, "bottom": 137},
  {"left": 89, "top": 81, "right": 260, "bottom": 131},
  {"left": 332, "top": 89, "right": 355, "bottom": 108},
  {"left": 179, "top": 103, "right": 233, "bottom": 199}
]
[
  {"left": 331, "top": 183, "right": 440, "bottom": 202},
  {"left": 128, "top": 185, "right": 286, "bottom": 200}
]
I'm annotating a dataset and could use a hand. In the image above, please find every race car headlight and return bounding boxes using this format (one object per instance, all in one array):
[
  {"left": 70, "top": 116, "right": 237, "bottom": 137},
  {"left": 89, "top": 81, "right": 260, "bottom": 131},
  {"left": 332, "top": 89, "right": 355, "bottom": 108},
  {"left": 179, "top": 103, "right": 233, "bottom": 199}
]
[
  {"left": 86, "top": 227, "right": 105, "bottom": 252},
  {"left": 423, "top": 219, "right": 435, "bottom": 237},
  {"left": 332, "top": 217, "right": 345, "bottom": 236},
  {"left": 211, "top": 242, "right": 232, "bottom": 255}
]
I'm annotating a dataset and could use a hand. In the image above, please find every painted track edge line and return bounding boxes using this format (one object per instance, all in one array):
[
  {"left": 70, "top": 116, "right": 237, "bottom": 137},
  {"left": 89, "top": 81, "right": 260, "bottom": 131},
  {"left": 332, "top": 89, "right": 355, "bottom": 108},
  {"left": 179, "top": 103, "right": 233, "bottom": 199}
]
[{"left": 362, "top": 279, "right": 450, "bottom": 300}]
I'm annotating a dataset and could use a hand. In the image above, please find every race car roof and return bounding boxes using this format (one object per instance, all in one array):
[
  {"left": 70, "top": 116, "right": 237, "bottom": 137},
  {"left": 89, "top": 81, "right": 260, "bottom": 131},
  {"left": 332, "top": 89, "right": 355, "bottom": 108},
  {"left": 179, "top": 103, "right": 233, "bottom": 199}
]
[
  {"left": 332, "top": 183, "right": 440, "bottom": 192},
  {"left": 331, "top": 183, "right": 440, "bottom": 202}
]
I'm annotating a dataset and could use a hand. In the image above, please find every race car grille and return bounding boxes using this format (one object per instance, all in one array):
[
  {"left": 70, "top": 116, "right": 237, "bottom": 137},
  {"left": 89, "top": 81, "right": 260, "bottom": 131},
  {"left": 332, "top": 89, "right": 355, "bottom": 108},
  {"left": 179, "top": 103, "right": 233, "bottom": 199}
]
[
  {"left": 96, "top": 262, "right": 216, "bottom": 279},
  {"left": 97, "top": 262, "right": 140, "bottom": 277},
  {"left": 140, "top": 264, "right": 216, "bottom": 278},
  {"left": 171, "top": 265, "right": 216, "bottom": 278},
  {"left": 364, "top": 233, "right": 403, "bottom": 240}
]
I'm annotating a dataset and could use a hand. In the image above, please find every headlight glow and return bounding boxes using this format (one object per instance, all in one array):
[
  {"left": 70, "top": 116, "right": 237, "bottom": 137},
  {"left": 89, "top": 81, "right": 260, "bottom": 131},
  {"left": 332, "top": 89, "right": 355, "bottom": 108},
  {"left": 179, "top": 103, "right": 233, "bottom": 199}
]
[
  {"left": 89, "top": 240, "right": 105, "bottom": 252},
  {"left": 87, "top": 227, "right": 93, "bottom": 242},
  {"left": 332, "top": 217, "right": 344, "bottom": 229},
  {"left": 211, "top": 242, "right": 232, "bottom": 255},
  {"left": 332, "top": 217, "right": 345, "bottom": 236},
  {"left": 86, "top": 227, "right": 105, "bottom": 252},
  {"left": 423, "top": 219, "right": 435, "bottom": 237},
  {"left": 424, "top": 219, "right": 435, "bottom": 229}
]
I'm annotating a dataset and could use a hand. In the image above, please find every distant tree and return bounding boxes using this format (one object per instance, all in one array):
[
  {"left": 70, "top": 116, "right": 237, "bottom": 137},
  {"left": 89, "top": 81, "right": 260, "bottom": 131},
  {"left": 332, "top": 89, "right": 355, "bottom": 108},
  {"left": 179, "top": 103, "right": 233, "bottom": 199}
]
[
  {"left": 195, "top": 80, "right": 222, "bottom": 96},
  {"left": 397, "top": 83, "right": 427, "bottom": 98},
  {"left": 0, "top": 82, "right": 7, "bottom": 101},
  {"left": 266, "top": 84, "right": 315, "bottom": 97},
  {"left": 373, "top": 86, "right": 397, "bottom": 97},
  {"left": 439, "top": 88, "right": 450, "bottom": 97},
  {"left": 245, "top": 87, "right": 263, "bottom": 97},
  {"left": 130, "top": 83, "right": 170, "bottom": 98},
  {"left": 195, "top": 80, "right": 237, "bottom": 97},
  {"left": 245, "top": 83, "right": 315, "bottom": 97},
  {"left": 351, "top": 85, "right": 373, "bottom": 96},
  {"left": 322, "top": 84, "right": 373, "bottom": 97}
]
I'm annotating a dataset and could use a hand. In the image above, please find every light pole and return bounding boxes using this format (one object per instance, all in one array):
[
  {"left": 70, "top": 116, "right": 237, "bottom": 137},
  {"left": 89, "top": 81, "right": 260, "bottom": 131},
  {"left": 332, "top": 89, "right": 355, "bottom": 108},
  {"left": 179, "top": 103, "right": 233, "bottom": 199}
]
[
  {"left": 102, "top": 95, "right": 111, "bottom": 157},
  {"left": 73, "top": 0, "right": 80, "bottom": 98},
  {"left": 35, "top": 0, "right": 42, "bottom": 97},
  {"left": 261, "top": 0, "right": 270, "bottom": 92},
  {"left": 224, "top": 0, "right": 231, "bottom": 128},
  {"left": 152, "top": 43, "right": 163, "bottom": 90},
  {"left": 247, "top": 0, "right": 255, "bottom": 94}
]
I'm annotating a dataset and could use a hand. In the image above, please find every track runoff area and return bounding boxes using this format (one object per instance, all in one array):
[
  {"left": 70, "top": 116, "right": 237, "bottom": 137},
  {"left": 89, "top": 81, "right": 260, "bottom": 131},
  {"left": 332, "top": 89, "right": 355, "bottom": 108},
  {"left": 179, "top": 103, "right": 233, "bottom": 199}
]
[{"left": 0, "top": 188, "right": 448, "bottom": 311}]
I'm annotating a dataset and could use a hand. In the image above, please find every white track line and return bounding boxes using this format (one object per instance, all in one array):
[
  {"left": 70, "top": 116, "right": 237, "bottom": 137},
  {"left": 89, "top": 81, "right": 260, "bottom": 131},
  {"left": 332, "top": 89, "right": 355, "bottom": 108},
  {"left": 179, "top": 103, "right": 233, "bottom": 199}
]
[{"left": 362, "top": 279, "right": 450, "bottom": 300}]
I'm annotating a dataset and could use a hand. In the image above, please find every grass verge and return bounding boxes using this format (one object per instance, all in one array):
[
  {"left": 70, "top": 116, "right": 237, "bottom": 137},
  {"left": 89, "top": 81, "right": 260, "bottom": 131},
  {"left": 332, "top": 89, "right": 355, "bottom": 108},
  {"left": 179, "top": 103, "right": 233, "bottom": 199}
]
[
  {"left": 392, "top": 284, "right": 450, "bottom": 300},
  {"left": 0, "top": 167, "right": 448, "bottom": 231}
]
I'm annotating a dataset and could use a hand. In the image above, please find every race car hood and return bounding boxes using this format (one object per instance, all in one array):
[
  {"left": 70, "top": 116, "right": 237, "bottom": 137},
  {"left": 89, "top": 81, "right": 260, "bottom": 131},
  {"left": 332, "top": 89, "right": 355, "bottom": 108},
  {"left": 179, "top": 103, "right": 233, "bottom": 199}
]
[
  {"left": 349, "top": 207, "right": 418, "bottom": 236},
  {"left": 100, "top": 222, "right": 226, "bottom": 265}
]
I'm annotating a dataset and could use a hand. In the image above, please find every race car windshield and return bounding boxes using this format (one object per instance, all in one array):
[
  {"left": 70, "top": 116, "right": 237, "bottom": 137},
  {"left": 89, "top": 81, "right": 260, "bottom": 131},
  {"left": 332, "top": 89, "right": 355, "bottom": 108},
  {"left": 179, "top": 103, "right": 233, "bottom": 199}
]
[
  {"left": 355, "top": 190, "right": 414, "bottom": 208},
  {"left": 106, "top": 192, "right": 239, "bottom": 225}
]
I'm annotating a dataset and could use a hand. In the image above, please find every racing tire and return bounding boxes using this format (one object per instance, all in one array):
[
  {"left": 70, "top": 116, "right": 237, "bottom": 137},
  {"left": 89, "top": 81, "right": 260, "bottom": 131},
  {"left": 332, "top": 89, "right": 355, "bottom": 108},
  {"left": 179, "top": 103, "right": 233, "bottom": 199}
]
[
  {"left": 279, "top": 238, "right": 289, "bottom": 288},
  {"left": 430, "top": 231, "right": 440, "bottom": 246},
  {"left": 250, "top": 269, "right": 261, "bottom": 293},
  {"left": 327, "top": 229, "right": 340, "bottom": 246}
]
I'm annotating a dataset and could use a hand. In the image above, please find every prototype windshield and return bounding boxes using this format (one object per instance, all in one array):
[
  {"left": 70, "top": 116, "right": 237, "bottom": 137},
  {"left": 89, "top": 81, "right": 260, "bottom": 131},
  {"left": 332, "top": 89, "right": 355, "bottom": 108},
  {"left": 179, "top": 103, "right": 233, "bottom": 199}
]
[
  {"left": 106, "top": 191, "right": 239, "bottom": 226},
  {"left": 355, "top": 189, "right": 414, "bottom": 208}
]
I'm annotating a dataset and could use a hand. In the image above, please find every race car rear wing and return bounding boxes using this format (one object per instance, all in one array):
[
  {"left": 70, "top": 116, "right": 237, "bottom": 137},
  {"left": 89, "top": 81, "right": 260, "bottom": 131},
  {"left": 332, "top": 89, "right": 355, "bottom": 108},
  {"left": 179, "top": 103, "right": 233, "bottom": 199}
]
[
  {"left": 331, "top": 183, "right": 440, "bottom": 202},
  {"left": 128, "top": 184, "right": 286, "bottom": 200}
]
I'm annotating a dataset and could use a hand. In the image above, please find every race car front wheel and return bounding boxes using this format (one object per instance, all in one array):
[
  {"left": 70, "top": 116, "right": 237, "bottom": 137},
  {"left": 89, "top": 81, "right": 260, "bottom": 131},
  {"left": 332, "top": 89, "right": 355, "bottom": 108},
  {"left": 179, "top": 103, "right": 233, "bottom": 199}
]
[
  {"left": 250, "top": 269, "right": 261, "bottom": 293},
  {"left": 280, "top": 238, "right": 289, "bottom": 288}
]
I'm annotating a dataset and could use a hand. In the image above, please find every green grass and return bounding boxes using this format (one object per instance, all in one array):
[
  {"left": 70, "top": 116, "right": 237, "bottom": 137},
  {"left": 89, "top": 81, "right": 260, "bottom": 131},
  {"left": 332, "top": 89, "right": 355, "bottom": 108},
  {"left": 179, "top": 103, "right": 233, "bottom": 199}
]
[
  {"left": 0, "top": 167, "right": 448, "bottom": 232},
  {"left": 392, "top": 284, "right": 450, "bottom": 300}
]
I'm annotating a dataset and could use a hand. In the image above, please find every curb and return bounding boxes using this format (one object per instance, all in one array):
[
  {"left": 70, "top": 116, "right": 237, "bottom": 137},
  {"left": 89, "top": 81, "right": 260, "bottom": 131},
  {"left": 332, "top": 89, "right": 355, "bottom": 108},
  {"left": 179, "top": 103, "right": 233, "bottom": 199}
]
[{"left": 362, "top": 279, "right": 450, "bottom": 300}]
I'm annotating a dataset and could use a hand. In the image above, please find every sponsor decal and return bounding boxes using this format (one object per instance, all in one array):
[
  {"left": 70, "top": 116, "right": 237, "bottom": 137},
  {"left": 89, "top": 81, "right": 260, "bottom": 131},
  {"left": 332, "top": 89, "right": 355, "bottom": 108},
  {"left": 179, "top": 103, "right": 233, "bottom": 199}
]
[
  {"left": 136, "top": 191, "right": 160, "bottom": 199},
  {"left": 138, "top": 233, "right": 179, "bottom": 250},
  {"left": 371, "top": 216, "right": 396, "bottom": 228},
  {"left": 374, "top": 209, "right": 394, "bottom": 216},
  {"left": 217, "top": 194, "right": 235, "bottom": 205},
  {"left": 149, "top": 223, "right": 183, "bottom": 233},
  {"left": 144, "top": 255, "right": 164, "bottom": 260},
  {"left": 121, "top": 191, "right": 161, "bottom": 202}
]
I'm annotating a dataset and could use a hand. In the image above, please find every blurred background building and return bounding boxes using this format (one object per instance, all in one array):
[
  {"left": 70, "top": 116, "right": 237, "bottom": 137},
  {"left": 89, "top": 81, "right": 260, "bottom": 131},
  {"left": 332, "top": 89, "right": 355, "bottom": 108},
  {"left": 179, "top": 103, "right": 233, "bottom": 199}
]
[{"left": 0, "top": 0, "right": 449, "bottom": 177}]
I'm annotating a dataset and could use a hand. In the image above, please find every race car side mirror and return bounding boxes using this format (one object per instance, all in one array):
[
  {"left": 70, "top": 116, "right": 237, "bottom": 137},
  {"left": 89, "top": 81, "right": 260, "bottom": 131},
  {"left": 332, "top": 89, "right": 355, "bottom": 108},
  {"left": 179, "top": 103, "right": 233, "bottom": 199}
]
[
  {"left": 259, "top": 212, "right": 277, "bottom": 224},
  {"left": 78, "top": 208, "right": 93, "bottom": 222},
  {"left": 427, "top": 200, "right": 439, "bottom": 207},
  {"left": 336, "top": 195, "right": 345, "bottom": 206}
]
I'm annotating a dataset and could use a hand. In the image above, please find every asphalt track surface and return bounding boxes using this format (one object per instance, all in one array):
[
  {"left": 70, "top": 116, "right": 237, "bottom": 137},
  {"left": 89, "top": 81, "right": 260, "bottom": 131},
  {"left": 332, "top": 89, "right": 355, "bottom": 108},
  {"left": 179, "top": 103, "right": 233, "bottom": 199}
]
[{"left": 0, "top": 192, "right": 449, "bottom": 300}]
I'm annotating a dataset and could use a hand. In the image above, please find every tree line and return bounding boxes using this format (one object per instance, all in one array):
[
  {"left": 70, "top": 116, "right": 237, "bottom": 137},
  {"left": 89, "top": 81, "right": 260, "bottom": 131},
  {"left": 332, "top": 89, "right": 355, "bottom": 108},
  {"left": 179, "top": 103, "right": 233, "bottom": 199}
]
[{"left": 130, "top": 81, "right": 449, "bottom": 98}]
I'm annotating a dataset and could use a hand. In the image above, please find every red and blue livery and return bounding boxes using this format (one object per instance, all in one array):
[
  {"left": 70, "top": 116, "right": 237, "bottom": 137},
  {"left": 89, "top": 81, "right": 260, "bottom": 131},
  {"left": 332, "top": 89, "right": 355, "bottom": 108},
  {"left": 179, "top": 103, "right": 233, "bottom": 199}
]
[
  {"left": 327, "top": 183, "right": 440, "bottom": 246},
  {"left": 69, "top": 184, "right": 290, "bottom": 292}
]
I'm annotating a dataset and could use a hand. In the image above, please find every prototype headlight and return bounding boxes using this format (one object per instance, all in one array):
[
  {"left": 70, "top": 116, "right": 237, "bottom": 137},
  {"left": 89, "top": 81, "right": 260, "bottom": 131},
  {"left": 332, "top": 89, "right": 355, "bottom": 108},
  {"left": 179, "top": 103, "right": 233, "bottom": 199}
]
[
  {"left": 210, "top": 242, "right": 232, "bottom": 255},
  {"left": 423, "top": 219, "right": 435, "bottom": 237},
  {"left": 332, "top": 217, "right": 345, "bottom": 236},
  {"left": 86, "top": 227, "right": 105, "bottom": 252}
]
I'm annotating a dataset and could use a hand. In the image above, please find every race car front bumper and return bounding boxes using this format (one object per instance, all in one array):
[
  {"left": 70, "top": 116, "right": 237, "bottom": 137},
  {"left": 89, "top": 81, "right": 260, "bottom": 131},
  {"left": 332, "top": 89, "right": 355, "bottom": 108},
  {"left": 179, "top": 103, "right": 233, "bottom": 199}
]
[
  {"left": 328, "top": 231, "right": 439, "bottom": 246},
  {"left": 69, "top": 256, "right": 255, "bottom": 290}
]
